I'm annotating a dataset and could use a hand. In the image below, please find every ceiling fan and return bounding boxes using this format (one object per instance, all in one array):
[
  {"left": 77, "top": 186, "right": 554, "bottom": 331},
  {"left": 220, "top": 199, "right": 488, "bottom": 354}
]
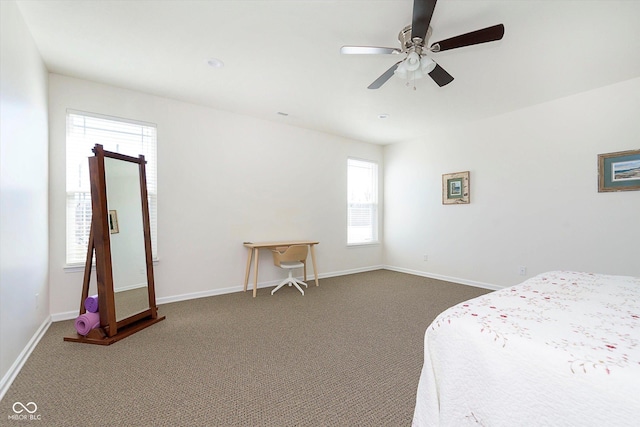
[{"left": 340, "top": 0, "right": 504, "bottom": 89}]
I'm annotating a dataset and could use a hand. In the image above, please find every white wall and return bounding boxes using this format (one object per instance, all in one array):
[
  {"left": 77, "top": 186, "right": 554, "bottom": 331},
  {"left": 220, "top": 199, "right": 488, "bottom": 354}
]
[
  {"left": 384, "top": 77, "right": 640, "bottom": 288},
  {"left": 48, "top": 74, "right": 383, "bottom": 317},
  {"left": 0, "top": 0, "right": 49, "bottom": 394}
]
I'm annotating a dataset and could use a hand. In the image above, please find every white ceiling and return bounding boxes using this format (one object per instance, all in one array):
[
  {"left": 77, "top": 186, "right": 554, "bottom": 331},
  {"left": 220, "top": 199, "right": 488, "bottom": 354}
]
[{"left": 16, "top": 0, "right": 640, "bottom": 145}]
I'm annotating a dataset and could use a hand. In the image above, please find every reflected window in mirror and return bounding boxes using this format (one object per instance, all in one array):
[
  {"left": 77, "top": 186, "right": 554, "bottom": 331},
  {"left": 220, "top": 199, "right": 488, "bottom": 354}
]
[
  {"left": 65, "top": 111, "right": 157, "bottom": 265},
  {"left": 104, "top": 157, "right": 151, "bottom": 321}
]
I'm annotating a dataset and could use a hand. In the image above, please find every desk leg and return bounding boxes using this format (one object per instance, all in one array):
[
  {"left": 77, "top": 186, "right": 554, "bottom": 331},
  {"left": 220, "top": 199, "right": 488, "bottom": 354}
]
[
  {"left": 310, "top": 244, "right": 319, "bottom": 286},
  {"left": 244, "top": 247, "right": 253, "bottom": 292},
  {"left": 253, "top": 248, "right": 259, "bottom": 297}
]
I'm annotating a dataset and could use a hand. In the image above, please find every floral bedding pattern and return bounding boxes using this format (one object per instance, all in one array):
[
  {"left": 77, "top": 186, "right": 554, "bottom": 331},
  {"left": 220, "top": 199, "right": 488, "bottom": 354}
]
[
  {"left": 430, "top": 271, "right": 640, "bottom": 374},
  {"left": 413, "top": 271, "right": 640, "bottom": 427}
]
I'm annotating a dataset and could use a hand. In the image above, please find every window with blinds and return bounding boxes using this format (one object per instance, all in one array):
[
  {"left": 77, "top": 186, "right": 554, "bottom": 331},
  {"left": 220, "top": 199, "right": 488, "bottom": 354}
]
[
  {"left": 347, "top": 158, "right": 379, "bottom": 245},
  {"left": 66, "top": 110, "right": 158, "bottom": 265}
]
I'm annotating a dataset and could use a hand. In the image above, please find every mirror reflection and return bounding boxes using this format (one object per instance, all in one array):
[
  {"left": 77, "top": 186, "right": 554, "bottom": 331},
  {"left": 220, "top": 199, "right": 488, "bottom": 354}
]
[{"left": 104, "top": 157, "right": 150, "bottom": 322}]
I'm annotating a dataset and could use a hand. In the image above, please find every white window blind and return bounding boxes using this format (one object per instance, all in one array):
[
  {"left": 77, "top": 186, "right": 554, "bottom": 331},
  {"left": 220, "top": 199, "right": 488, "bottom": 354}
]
[
  {"left": 347, "top": 158, "right": 378, "bottom": 245},
  {"left": 66, "top": 110, "right": 157, "bottom": 265}
]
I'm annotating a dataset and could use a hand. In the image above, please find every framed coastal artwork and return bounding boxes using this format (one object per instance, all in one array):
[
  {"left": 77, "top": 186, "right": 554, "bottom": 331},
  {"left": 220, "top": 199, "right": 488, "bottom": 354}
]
[
  {"left": 442, "top": 171, "right": 470, "bottom": 204},
  {"left": 598, "top": 149, "right": 640, "bottom": 192}
]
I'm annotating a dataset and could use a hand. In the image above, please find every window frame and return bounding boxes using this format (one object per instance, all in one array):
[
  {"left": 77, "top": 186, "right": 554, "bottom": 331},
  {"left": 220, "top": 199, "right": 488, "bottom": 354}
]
[
  {"left": 347, "top": 157, "right": 380, "bottom": 246},
  {"left": 65, "top": 109, "right": 158, "bottom": 267}
]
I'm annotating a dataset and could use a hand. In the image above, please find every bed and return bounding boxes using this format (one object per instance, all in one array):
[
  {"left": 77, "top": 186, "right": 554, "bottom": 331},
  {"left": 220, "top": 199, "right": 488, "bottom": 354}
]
[{"left": 412, "top": 271, "right": 640, "bottom": 426}]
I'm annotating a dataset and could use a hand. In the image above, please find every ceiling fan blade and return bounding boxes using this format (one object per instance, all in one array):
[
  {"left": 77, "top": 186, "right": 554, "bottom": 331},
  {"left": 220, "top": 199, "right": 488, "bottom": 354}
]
[
  {"left": 428, "top": 63, "right": 454, "bottom": 87},
  {"left": 412, "top": 0, "right": 438, "bottom": 41},
  {"left": 367, "top": 62, "right": 401, "bottom": 90},
  {"left": 341, "top": 46, "right": 402, "bottom": 55},
  {"left": 431, "top": 24, "right": 504, "bottom": 52}
]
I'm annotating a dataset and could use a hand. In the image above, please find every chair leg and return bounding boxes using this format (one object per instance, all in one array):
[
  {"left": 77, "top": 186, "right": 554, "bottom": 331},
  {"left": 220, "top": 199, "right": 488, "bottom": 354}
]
[
  {"left": 291, "top": 280, "right": 305, "bottom": 295},
  {"left": 295, "top": 279, "right": 308, "bottom": 288},
  {"left": 272, "top": 269, "right": 305, "bottom": 296},
  {"left": 271, "top": 277, "right": 290, "bottom": 295}
]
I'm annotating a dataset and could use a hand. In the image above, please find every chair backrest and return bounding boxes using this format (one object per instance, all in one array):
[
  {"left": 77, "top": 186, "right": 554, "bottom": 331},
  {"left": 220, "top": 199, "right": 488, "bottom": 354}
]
[{"left": 272, "top": 244, "right": 308, "bottom": 267}]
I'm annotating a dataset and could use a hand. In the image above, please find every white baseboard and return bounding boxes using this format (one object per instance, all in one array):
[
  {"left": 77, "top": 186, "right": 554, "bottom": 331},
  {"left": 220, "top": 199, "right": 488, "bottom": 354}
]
[
  {"left": 318, "top": 265, "right": 384, "bottom": 279},
  {"left": 54, "top": 264, "right": 493, "bottom": 319},
  {"left": 51, "top": 265, "right": 494, "bottom": 320},
  {"left": 382, "top": 265, "right": 504, "bottom": 291},
  {"left": 0, "top": 316, "right": 51, "bottom": 402},
  {"left": 156, "top": 265, "right": 384, "bottom": 306},
  {"left": 51, "top": 310, "right": 78, "bottom": 322},
  {"left": 52, "top": 265, "right": 386, "bottom": 318}
]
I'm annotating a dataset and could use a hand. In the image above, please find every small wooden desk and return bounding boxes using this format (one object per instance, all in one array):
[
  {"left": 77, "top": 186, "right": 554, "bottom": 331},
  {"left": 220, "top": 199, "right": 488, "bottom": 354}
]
[{"left": 243, "top": 240, "right": 319, "bottom": 297}]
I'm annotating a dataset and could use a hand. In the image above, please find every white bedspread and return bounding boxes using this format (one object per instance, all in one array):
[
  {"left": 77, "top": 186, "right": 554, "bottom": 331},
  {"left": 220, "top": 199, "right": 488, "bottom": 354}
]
[{"left": 412, "top": 271, "right": 640, "bottom": 427}]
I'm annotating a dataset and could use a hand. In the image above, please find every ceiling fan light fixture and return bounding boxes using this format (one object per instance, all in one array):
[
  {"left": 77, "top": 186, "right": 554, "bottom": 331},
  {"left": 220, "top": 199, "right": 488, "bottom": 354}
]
[
  {"left": 420, "top": 56, "right": 436, "bottom": 73},
  {"left": 411, "top": 68, "right": 426, "bottom": 81},
  {"left": 394, "top": 54, "right": 435, "bottom": 82},
  {"left": 405, "top": 52, "right": 421, "bottom": 71},
  {"left": 394, "top": 60, "right": 408, "bottom": 79}
]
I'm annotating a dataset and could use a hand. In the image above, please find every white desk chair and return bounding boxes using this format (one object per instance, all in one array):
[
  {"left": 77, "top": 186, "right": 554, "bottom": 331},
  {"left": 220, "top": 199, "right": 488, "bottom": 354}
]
[{"left": 271, "top": 245, "right": 308, "bottom": 295}]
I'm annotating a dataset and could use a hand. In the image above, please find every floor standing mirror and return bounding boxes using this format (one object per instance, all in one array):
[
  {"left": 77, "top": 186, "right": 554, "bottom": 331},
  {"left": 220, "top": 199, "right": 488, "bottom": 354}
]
[{"left": 65, "top": 144, "right": 164, "bottom": 345}]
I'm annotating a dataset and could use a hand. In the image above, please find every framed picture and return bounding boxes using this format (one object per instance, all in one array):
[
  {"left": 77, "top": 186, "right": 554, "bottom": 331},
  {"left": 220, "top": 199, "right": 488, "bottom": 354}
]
[
  {"left": 108, "top": 210, "right": 119, "bottom": 234},
  {"left": 598, "top": 149, "right": 640, "bottom": 192},
  {"left": 442, "top": 171, "right": 470, "bottom": 204}
]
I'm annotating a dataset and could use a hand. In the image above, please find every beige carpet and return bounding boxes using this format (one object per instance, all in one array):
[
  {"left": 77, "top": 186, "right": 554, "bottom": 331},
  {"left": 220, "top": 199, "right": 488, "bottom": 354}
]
[{"left": 1, "top": 270, "right": 490, "bottom": 426}]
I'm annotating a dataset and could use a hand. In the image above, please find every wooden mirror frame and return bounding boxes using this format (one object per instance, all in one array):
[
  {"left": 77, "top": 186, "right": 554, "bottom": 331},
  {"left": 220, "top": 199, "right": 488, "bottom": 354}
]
[{"left": 65, "top": 144, "right": 164, "bottom": 345}]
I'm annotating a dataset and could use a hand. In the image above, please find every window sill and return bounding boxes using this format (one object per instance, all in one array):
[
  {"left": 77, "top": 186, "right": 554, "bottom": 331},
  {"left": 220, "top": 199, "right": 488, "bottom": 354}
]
[{"left": 347, "top": 241, "right": 380, "bottom": 247}]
